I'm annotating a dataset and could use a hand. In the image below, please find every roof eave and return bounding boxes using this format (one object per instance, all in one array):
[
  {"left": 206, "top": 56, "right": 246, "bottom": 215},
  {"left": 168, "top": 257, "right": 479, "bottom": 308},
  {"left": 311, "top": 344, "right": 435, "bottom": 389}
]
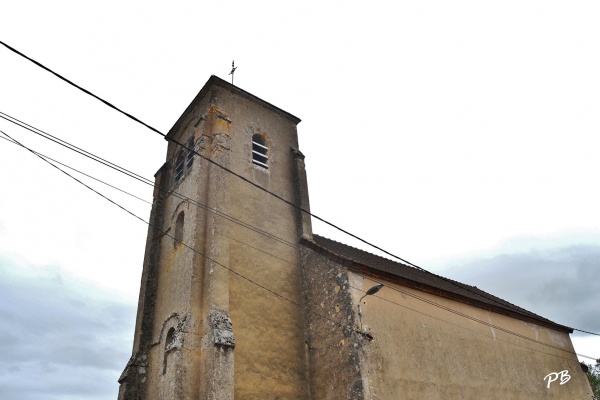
[{"left": 300, "top": 237, "right": 573, "bottom": 334}]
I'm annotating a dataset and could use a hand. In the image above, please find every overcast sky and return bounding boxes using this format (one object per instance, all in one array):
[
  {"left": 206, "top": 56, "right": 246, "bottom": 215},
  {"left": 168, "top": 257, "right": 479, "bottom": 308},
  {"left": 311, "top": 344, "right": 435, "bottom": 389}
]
[{"left": 1, "top": 1, "right": 599, "bottom": 398}]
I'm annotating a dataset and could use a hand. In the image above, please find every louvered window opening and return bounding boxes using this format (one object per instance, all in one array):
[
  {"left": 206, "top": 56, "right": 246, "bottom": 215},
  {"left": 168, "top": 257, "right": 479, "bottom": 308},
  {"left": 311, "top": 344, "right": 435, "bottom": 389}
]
[
  {"left": 186, "top": 138, "right": 194, "bottom": 169},
  {"left": 252, "top": 138, "right": 268, "bottom": 168},
  {"left": 174, "top": 152, "right": 185, "bottom": 181}
]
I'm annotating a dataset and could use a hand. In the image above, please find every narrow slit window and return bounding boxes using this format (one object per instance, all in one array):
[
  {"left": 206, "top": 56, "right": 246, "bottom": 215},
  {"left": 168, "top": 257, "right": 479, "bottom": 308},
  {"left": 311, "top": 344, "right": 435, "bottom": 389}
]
[
  {"left": 186, "top": 137, "right": 194, "bottom": 169},
  {"left": 252, "top": 134, "right": 268, "bottom": 168},
  {"left": 163, "top": 327, "right": 175, "bottom": 374},
  {"left": 174, "top": 211, "right": 184, "bottom": 247},
  {"left": 165, "top": 327, "right": 175, "bottom": 351},
  {"left": 174, "top": 152, "right": 185, "bottom": 182}
]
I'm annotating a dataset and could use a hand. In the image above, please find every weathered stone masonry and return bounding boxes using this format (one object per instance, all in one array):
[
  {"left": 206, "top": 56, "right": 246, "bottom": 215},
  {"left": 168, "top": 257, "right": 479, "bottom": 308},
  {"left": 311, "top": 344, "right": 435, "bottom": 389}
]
[{"left": 119, "top": 75, "right": 594, "bottom": 400}]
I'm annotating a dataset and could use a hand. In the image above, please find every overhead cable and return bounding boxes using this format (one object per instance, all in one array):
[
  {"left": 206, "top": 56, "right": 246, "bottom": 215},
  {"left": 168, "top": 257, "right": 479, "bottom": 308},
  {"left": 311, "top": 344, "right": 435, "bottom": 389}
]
[
  {"left": 0, "top": 110, "right": 296, "bottom": 249},
  {"left": 0, "top": 39, "right": 418, "bottom": 266},
  {"left": 0, "top": 134, "right": 152, "bottom": 205},
  {"left": 0, "top": 44, "right": 552, "bottom": 323},
  {"left": 0, "top": 111, "right": 153, "bottom": 186},
  {"left": 0, "top": 127, "right": 368, "bottom": 341},
  {"left": 0, "top": 42, "right": 550, "bottom": 316},
  {"left": 3, "top": 128, "right": 596, "bottom": 361},
  {"left": 2, "top": 109, "right": 598, "bottom": 338}
]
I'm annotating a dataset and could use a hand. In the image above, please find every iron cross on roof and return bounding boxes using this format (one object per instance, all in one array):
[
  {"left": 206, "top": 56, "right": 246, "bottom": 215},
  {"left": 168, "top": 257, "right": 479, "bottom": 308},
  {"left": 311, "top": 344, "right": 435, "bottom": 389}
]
[{"left": 229, "top": 61, "right": 237, "bottom": 85}]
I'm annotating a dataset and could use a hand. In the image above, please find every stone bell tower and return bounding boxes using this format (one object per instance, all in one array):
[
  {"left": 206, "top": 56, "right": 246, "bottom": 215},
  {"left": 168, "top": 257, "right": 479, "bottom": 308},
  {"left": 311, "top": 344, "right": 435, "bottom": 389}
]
[{"left": 118, "top": 76, "right": 313, "bottom": 399}]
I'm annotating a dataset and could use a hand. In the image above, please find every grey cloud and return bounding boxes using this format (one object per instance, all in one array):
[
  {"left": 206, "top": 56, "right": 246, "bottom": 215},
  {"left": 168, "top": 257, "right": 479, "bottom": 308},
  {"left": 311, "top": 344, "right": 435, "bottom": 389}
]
[
  {"left": 444, "top": 244, "right": 600, "bottom": 335},
  {"left": 0, "top": 257, "right": 136, "bottom": 400}
]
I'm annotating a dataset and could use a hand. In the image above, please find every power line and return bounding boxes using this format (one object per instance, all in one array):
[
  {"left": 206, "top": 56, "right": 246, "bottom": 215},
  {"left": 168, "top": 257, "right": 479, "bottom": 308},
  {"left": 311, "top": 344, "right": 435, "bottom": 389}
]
[
  {"left": 0, "top": 111, "right": 153, "bottom": 186},
  {"left": 222, "top": 227, "right": 600, "bottom": 350},
  {"left": 4, "top": 39, "right": 565, "bottom": 326},
  {"left": 0, "top": 134, "right": 152, "bottom": 205},
  {"left": 0, "top": 89, "right": 550, "bottom": 326},
  {"left": 1, "top": 41, "right": 554, "bottom": 320},
  {"left": 3, "top": 127, "right": 597, "bottom": 362},
  {"left": 574, "top": 329, "right": 600, "bottom": 337},
  {"left": 2, "top": 109, "right": 599, "bottom": 340},
  {"left": 230, "top": 228, "right": 600, "bottom": 359},
  {"left": 222, "top": 223, "right": 600, "bottom": 357},
  {"left": 0, "top": 109, "right": 299, "bottom": 250},
  {"left": 0, "top": 130, "right": 154, "bottom": 235},
  {"left": 2, "top": 38, "right": 599, "bottom": 339},
  {"left": 0, "top": 127, "right": 369, "bottom": 341},
  {"left": 2, "top": 105, "right": 537, "bottom": 321},
  {"left": 0, "top": 39, "right": 419, "bottom": 265},
  {"left": 0, "top": 120, "right": 295, "bottom": 255},
  {"left": 0, "top": 40, "right": 164, "bottom": 137}
]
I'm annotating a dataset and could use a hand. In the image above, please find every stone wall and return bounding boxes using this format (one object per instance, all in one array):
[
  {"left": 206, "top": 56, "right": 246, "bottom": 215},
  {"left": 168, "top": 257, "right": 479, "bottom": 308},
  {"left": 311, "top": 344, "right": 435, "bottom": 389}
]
[
  {"left": 120, "top": 76, "right": 312, "bottom": 399},
  {"left": 350, "top": 272, "right": 594, "bottom": 400},
  {"left": 300, "top": 248, "right": 371, "bottom": 399}
]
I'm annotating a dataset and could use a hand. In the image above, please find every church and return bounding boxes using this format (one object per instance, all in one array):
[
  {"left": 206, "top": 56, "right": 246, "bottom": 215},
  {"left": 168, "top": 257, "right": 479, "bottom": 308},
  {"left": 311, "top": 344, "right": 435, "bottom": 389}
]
[{"left": 118, "top": 75, "right": 593, "bottom": 399}]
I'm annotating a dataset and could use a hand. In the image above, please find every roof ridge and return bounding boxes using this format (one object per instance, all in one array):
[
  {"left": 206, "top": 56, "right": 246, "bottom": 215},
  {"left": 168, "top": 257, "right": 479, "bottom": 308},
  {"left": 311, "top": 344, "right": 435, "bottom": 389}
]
[
  {"left": 312, "top": 234, "right": 481, "bottom": 291},
  {"left": 311, "top": 233, "right": 413, "bottom": 268}
]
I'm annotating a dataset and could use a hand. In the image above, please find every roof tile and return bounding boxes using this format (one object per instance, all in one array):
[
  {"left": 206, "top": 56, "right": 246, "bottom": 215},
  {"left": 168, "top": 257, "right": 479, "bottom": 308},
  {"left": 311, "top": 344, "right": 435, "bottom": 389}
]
[{"left": 304, "top": 234, "right": 571, "bottom": 332}]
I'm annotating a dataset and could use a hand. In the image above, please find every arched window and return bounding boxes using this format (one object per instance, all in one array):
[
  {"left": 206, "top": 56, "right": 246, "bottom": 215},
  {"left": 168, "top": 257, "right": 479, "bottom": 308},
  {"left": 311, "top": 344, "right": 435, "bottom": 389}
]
[
  {"left": 174, "top": 211, "right": 184, "bottom": 247},
  {"left": 252, "top": 134, "right": 268, "bottom": 169},
  {"left": 174, "top": 151, "right": 185, "bottom": 182}
]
